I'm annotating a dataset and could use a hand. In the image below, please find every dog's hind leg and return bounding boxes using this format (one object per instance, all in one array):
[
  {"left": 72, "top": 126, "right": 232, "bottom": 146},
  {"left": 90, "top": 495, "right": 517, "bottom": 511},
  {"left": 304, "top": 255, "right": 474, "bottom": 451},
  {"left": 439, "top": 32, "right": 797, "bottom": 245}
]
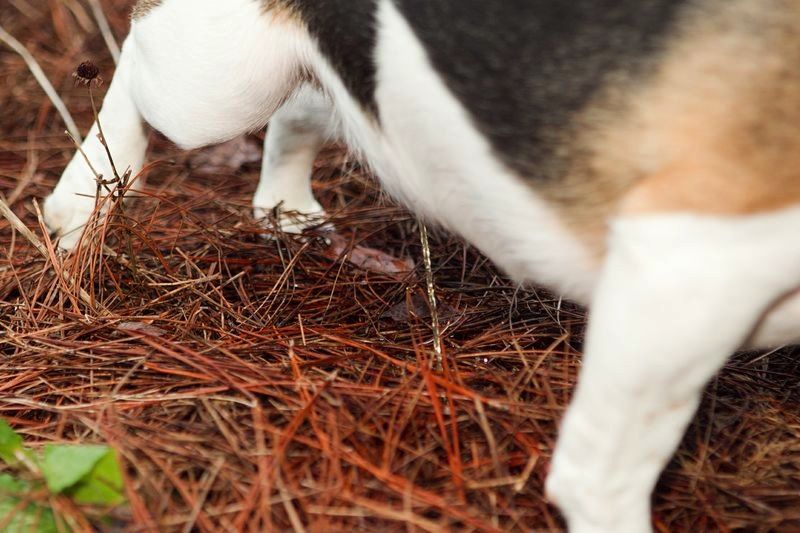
[
  {"left": 254, "top": 86, "right": 337, "bottom": 234},
  {"left": 546, "top": 208, "right": 800, "bottom": 533},
  {"left": 748, "top": 290, "right": 800, "bottom": 348}
]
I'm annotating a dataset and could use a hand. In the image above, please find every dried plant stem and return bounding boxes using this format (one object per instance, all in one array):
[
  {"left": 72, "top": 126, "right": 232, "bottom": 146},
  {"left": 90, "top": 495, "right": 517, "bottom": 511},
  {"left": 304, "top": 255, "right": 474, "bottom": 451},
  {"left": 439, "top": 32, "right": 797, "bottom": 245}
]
[
  {"left": 88, "top": 84, "right": 122, "bottom": 184},
  {"left": 86, "top": 0, "right": 120, "bottom": 64},
  {"left": 0, "top": 23, "right": 82, "bottom": 142},
  {"left": 65, "top": 131, "right": 96, "bottom": 177},
  {"left": 419, "top": 222, "right": 443, "bottom": 370}
]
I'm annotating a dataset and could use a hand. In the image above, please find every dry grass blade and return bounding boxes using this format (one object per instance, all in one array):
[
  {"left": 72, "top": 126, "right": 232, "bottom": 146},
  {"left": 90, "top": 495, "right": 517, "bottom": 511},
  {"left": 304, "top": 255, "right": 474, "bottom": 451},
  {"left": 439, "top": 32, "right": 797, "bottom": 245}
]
[{"left": 419, "top": 222, "right": 443, "bottom": 370}]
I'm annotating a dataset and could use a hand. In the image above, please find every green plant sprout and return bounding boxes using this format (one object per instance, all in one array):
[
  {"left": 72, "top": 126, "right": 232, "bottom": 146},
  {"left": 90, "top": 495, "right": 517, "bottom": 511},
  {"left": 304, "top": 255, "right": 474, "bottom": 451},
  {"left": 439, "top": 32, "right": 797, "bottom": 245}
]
[{"left": 0, "top": 420, "right": 126, "bottom": 532}]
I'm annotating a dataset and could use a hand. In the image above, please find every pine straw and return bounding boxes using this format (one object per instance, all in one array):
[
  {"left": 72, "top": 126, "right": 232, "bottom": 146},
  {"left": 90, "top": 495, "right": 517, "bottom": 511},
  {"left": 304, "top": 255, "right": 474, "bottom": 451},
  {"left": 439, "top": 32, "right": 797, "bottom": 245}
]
[{"left": 1, "top": 2, "right": 800, "bottom": 531}]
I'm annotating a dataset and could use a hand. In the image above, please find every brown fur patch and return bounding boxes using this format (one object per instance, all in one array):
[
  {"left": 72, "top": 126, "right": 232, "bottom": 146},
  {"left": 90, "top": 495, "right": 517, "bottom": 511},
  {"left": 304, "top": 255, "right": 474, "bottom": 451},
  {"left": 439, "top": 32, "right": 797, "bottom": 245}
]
[
  {"left": 259, "top": 0, "right": 304, "bottom": 21},
  {"left": 618, "top": 1, "right": 800, "bottom": 216},
  {"left": 131, "top": 0, "right": 163, "bottom": 20},
  {"left": 541, "top": 0, "right": 800, "bottom": 246}
]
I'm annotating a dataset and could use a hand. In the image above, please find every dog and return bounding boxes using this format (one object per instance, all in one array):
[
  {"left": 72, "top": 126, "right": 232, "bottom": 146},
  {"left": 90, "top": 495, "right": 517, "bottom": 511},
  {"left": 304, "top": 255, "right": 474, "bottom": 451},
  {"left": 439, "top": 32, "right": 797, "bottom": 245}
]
[{"left": 43, "top": 1, "right": 800, "bottom": 531}]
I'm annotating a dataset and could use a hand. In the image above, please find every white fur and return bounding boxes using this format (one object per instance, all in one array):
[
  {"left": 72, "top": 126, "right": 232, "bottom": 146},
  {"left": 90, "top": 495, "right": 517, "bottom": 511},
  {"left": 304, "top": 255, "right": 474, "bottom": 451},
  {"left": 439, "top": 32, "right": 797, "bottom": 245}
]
[
  {"left": 749, "top": 290, "right": 800, "bottom": 348},
  {"left": 373, "top": 1, "right": 599, "bottom": 301},
  {"left": 128, "top": 0, "right": 304, "bottom": 149},
  {"left": 44, "top": 1, "right": 800, "bottom": 531},
  {"left": 45, "top": 0, "right": 331, "bottom": 243},
  {"left": 547, "top": 208, "right": 800, "bottom": 532},
  {"left": 253, "top": 85, "right": 338, "bottom": 233},
  {"left": 44, "top": 38, "right": 147, "bottom": 249},
  {"left": 305, "top": 0, "right": 599, "bottom": 301}
]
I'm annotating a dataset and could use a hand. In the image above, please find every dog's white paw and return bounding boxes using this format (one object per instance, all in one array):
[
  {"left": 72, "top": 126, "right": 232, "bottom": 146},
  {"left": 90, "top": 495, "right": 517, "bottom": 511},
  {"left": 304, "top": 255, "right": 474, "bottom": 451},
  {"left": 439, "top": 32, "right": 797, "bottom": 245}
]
[
  {"left": 253, "top": 199, "right": 329, "bottom": 235},
  {"left": 43, "top": 151, "right": 107, "bottom": 251},
  {"left": 43, "top": 186, "right": 97, "bottom": 251},
  {"left": 546, "top": 466, "right": 653, "bottom": 533}
]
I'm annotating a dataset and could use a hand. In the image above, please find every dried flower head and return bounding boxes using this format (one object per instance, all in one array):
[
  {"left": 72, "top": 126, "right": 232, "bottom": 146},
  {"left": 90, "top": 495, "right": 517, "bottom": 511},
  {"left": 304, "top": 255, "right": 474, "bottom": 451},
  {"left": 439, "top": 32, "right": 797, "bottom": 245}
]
[{"left": 73, "top": 61, "right": 103, "bottom": 87}]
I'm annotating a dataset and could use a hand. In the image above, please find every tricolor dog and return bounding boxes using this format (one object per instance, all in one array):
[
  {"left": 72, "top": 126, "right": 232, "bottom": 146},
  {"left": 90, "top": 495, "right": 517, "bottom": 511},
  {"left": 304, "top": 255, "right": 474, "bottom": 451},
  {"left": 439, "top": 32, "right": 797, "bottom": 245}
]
[{"left": 43, "top": 1, "right": 800, "bottom": 531}]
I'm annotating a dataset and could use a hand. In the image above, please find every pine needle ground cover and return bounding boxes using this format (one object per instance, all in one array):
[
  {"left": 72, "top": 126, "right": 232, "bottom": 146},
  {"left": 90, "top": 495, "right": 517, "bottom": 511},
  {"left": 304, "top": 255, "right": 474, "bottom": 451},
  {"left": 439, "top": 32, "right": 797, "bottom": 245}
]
[{"left": 1, "top": 2, "right": 799, "bottom": 530}]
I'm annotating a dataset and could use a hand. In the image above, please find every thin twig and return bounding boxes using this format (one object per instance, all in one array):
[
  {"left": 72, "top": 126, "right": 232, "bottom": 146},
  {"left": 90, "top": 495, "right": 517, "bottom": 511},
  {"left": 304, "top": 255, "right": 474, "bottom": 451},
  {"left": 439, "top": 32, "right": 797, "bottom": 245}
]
[
  {"left": 419, "top": 222, "right": 443, "bottom": 370},
  {"left": 65, "top": 130, "right": 108, "bottom": 193},
  {"left": 0, "top": 23, "right": 82, "bottom": 142},
  {"left": 88, "top": 85, "right": 122, "bottom": 184}
]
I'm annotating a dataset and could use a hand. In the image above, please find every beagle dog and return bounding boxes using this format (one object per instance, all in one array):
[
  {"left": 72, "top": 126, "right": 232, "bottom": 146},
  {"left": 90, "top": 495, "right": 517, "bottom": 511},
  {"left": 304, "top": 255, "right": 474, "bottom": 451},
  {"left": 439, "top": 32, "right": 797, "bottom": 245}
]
[{"left": 45, "top": 1, "right": 800, "bottom": 530}]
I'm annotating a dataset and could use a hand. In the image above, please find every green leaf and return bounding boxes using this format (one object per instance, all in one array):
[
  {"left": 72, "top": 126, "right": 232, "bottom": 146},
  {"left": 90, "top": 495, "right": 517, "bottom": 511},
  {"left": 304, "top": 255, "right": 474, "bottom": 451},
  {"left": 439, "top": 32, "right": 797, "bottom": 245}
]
[
  {"left": 68, "top": 449, "right": 125, "bottom": 506},
  {"left": 0, "top": 420, "right": 23, "bottom": 464},
  {"left": 0, "top": 497, "right": 57, "bottom": 533},
  {"left": 0, "top": 473, "right": 27, "bottom": 495},
  {"left": 41, "top": 445, "right": 109, "bottom": 494}
]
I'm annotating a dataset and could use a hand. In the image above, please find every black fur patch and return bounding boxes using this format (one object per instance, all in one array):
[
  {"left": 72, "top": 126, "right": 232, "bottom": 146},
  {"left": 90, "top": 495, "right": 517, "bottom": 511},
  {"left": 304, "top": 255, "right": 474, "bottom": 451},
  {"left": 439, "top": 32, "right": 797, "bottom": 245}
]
[
  {"left": 394, "top": 0, "right": 693, "bottom": 180},
  {"left": 285, "top": 0, "right": 379, "bottom": 115}
]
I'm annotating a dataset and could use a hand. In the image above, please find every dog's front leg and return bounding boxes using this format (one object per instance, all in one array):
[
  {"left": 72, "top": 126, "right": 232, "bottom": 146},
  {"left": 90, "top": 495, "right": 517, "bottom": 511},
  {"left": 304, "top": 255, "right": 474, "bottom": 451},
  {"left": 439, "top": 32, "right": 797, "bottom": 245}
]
[
  {"left": 546, "top": 209, "right": 800, "bottom": 532},
  {"left": 44, "top": 37, "right": 148, "bottom": 250}
]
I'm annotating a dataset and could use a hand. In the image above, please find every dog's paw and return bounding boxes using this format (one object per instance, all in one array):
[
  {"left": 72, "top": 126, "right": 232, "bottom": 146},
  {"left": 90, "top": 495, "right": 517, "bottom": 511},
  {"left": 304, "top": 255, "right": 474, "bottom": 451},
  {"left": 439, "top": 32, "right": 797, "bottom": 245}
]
[
  {"left": 43, "top": 186, "right": 97, "bottom": 251},
  {"left": 253, "top": 199, "right": 330, "bottom": 235}
]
